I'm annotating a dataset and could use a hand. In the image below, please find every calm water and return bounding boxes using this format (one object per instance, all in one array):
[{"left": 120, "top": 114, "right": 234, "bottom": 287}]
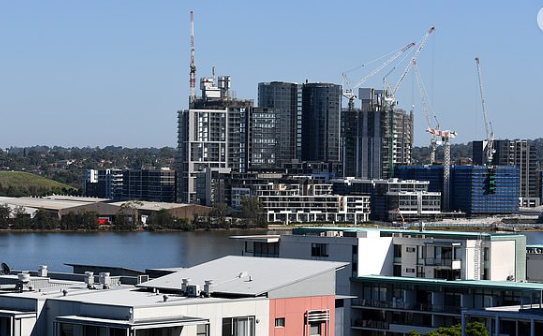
[
  {"left": 0, "top": 230, "right": 268, "bottom": 273},
  {"left": 1, "top": 229, "right": 543, "bottom": 273}
]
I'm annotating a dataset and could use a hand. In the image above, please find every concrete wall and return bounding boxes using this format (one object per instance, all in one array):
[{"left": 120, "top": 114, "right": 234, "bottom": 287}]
[
  {"left": 489, "top": 240, "right": 516, "bottom": 280},
  {"left": 526, "top": 252, "right": 543, "bottom": 282},
  {"left": 279, "top": 235, "right": 357, "bottom": 296}
]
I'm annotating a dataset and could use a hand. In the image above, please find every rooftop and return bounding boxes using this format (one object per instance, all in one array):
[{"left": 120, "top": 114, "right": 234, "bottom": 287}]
[
  {"left": 292, "top": 227, "right": 526, "bottom": 240},
  {"left": 139, "top": 255, "right": 347, "bottom": 296}
]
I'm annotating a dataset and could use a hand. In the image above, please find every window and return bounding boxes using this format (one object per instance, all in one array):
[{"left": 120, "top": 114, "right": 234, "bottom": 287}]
[
  {"left": 222, "top": 316, "right": 255, "bottom": 336},
  {"left": 0, "top": 317, "right": 11, "bottom": 336},
  {"left": 197, "top": 324, "right": 209, "bottom": 336},
  {"left": 275, "top": 318, "right": 285, "bottom": 328},
  {"left": 406, "top": 268, "right": 415, "bottom": 273},
  {"left": 405, "top": 246, "right": 416, "bottom": 253},
  {"left": 311, "top": 243, "right": 328, "bottom": 257},
  {"left": 310, "top": 322, "right": 322, "bottom": 336}
]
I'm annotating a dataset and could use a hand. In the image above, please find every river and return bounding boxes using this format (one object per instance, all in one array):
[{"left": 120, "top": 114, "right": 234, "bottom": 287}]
[{"left": 2, "top": 229, "right": 543, "bottom": 273}]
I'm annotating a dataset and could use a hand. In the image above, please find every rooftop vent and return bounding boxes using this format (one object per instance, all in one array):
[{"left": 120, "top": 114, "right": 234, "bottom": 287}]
[
  {"left": 18, "top": 272, "right": 30, "bottom": 283},
  {"left": 181, "top": 278, "right": 191, "bottom": 294},
  {"left": 204, "top": 280, "right": 215, "bottom": 297},
  {"left": 85, "top": 271, "right": 94, "bottom": 288},
  {"left": 99, "top": 272, "right": 111, "bottom": 289},
  {"left": 38, "top": 265, "right": 48, "bottom": 277}
]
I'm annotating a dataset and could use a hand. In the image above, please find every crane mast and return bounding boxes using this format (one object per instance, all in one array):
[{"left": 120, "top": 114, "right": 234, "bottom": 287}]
[
  {"left": 412, "top": 61, "right": 457, "bottom": 211},
  {"left": 412, "top": 62, "right": 438, "bottom": 163},
  {"left": 342, "top": 42, "right": 415, "bottom": 111},
  {"left": 189, "top": 11, "right": 197, "bottom": 103},
  {"left": 383, "top": 26, "right": 435, "bottom": 178},
  {"left": 475, "top": 57, "right": 495, "bottom": 165}
]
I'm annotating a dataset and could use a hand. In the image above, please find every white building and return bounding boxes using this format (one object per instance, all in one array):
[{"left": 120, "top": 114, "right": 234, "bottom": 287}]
[
  {"left": 233, "top": 227, "right": 536, "bottom": 336},
  {"left": 0, "top": 256, "right": 346, "bottom": 336}
]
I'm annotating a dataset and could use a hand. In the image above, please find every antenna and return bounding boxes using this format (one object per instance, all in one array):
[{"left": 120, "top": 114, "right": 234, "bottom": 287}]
[
  {"left": 189, "top": 11, "right": 197, "bottom": 103},
  {"left": 1, "top": 262, "right": 10, "bottom": 275}
]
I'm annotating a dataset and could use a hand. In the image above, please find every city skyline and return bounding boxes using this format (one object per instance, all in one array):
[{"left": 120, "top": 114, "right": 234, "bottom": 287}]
[{"left": 1, "top": 1, "right": 542, "bottom": 148}]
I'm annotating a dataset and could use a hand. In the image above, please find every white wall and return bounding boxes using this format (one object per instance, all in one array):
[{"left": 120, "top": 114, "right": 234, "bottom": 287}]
[
  {"left": 489, "top": 240, "right": 516, "bottom": 281},
  {"left": 357, "top": 237, "right": 393, "bottom": 276}
]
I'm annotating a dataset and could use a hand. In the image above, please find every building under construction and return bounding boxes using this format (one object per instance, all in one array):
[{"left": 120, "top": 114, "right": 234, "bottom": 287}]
[
  {"left": 342, "top": 88, "right": 413, "bottom": 180},
  {"left": 473, "top": 139, "right": 541, "bottom": 207}
]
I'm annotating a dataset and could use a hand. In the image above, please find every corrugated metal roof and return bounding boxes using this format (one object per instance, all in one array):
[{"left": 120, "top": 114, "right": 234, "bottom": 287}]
[
  {"left": 107, "top": 201, "right": 200, "bottom": 211},
  {"left": 138, "top": 256, "right": 347, "bottom": 296}
]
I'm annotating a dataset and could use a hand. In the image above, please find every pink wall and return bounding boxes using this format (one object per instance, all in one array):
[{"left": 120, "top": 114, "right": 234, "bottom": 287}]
[{"left": 269, "top": 295, "right": 335, "bottom": 336}]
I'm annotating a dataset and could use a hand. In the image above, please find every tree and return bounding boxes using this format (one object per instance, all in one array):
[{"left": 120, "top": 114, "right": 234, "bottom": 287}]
[
  {"left": 32, "top": 209, "right": 59, "bottom": 230},
  {"left": 115, "top": 201, "right": 143, "bottom": 231},
  {"left": 210, "top": 203, "right": 231, "bottom": 228},
  {"left": 239, "top": 196, "right": 267, "bottom": 228},
  {"left": 147, "top": 209, "right": 175, "bottom": 230},
  {"left": 408, "top": 322, "right": 488, "bottom": 336},
  {"left": 0, "top": 204, "right": 10, "bottom": 229}
]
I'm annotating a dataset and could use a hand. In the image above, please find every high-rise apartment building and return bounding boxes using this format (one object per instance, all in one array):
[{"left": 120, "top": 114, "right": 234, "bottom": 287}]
[
  {"left": 473, "top": 139, "right": 540, "bottom": 207},
  {"left": 342, "top": 88, "right": 413, "bottom": 179},
  {"left": 177, "top": 75, "right": 253, "bottom": 204},
  {"left": 301, "top": 82, "right": 342, "bottom": 163},
  {"left": 257, "top": 82, "right": 302, "bottom": 164}
]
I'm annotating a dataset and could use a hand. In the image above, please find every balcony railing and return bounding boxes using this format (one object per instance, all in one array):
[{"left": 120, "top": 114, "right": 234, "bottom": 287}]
[
  {"left": 351, "top": 299, "right": 461, "bottom": 314},
  {"left": 352, "top": 319, "right": 389, "bottom": 330},
  {"left": 424, "top": 258, "right": 461, "bottom": 267}
]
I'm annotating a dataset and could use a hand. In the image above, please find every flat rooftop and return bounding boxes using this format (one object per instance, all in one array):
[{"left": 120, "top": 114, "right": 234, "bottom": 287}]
[{"left": 292, "top": 227, "right": 526, "bottom": 240}]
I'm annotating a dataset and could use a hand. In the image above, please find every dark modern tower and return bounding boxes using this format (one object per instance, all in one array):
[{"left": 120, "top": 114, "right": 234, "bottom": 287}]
[
  {"left": 473, "top": 139, "right": 540, "bottom": 207},
  {"left": 258, "top": 82, "right": 302, "bottom": 164},
  {"left": 301, "top": 82, "right": 342, "bottom": 163},
  {"left": 342, "top": 88, "right": 413, "bottom": 179}
]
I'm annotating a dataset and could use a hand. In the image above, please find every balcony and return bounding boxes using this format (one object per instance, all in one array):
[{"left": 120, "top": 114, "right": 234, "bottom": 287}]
[
  {"left": 352, "top": 319, "right": 389, "bottom": 330},
  {"left": 425, "top": 258, "right": 461, "bottom": 269},
  {"left": 351, "top": 299, "right": 460, "bottom": 314}
]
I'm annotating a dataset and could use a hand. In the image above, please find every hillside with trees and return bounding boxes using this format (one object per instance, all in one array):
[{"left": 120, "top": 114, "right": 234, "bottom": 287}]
[{"left": 0, "top": 171, "right": 77, "bottom": 197}]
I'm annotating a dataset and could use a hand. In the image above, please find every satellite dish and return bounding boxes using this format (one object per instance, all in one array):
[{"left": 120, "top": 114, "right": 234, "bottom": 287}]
[{"left": 1, "top": 262, "right": 10, "bottom": 275}]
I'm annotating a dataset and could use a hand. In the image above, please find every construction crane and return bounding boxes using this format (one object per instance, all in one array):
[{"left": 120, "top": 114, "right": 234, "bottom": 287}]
[
  {"left": 382, "top": 26, "right": 436, "bottom": 178},
  {"left": 475, "top": 57, "right": 495, "bottom": 165},
  {"left": 412, "top": 61, "right": 439, "bottom": 163},
  {"left": 412, "top": 61, "right": 457, "bottom": 211},
  {"left": 412, "top": 61, "right": 457, "bottom": 163},
  {"left": 384, "top": 26, "right": 435, "bottom": 104},
  {"left": 189, "top": 11, "right": 197, "bottom": 103},
  {"left": 342, "top": 42, "right": 415, "bottom": 111}
]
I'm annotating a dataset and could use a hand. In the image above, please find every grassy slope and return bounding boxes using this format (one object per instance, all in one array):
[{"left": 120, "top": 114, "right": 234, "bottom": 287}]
[{"left": 0, "top": 171, "right": 74, "bottom": 190}]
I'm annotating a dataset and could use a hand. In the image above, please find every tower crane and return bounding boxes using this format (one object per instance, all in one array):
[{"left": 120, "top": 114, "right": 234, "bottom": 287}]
[
  {"left": 412, "top": 61, "right": 457, "bottom": 211},
  {"left": 412, "top": 62, "right": 457, "bottom": 163},
  {"left": 475, "top": 57, "right": 495, "bottom": 165},
  {"left": 342, "top": 42, "right": 415, "bottom": 111},
  {"left": 189, "top": 11, "right": 197, "bottom": 103},
  {"left": 412, "top": 61, "right": 439, "bottom": 164},
  {"left": 382, "top": 26, "right": 436, "bottom": 178},
  {"left": 384, "top": 26, "right": 436, "bottom": 104}
]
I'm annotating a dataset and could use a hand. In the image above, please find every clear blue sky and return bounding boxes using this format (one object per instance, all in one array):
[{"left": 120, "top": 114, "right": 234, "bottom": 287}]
[{"left": 1, "top": 1, "right": 542, "bottom": 148}]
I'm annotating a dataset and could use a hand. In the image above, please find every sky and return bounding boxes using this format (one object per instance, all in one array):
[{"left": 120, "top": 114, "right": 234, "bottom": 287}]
[{"left": 1, "top": 1, "right": 542, "bottom": 148}]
